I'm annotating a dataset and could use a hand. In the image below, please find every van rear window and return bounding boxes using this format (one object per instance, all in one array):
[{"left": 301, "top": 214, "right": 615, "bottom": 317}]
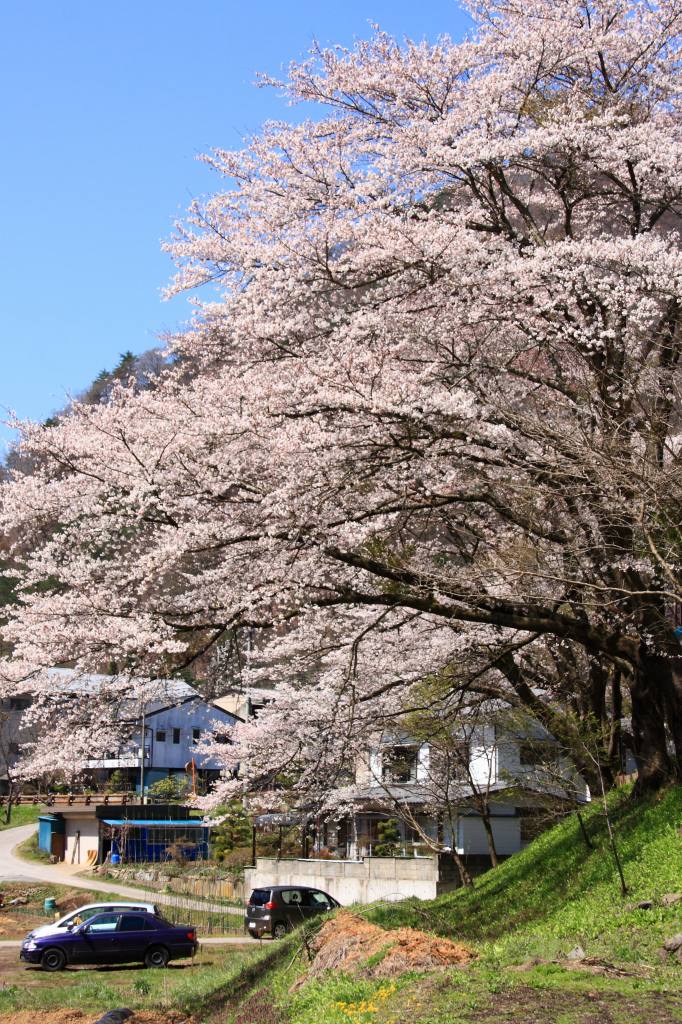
[{"left": 249, "top": 889, "right": 271, "bottom": 906}]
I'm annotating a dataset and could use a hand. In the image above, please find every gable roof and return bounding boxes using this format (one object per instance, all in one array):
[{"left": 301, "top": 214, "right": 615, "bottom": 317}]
[{"left": 46, "top": 668, "right": 236, "bottom": 722}]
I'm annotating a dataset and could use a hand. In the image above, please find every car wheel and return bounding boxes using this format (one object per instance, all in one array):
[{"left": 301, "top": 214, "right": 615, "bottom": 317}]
[
  {"left": 144, "top": 945, "right": 170, "bottom": 968},
  {"left": 41, "top": 948, "right": 66, "bottom": 972},
  {"left": 272, "top": 921, "right": 288, "bottom": 940}
]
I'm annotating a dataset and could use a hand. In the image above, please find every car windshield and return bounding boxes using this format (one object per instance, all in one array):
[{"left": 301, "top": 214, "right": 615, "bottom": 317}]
[
  {"left": 84, "top": 913, "right": 119, "bottom": 932},
  {"left": 249, "top": 889, "right": 271, "bottom": 906}
]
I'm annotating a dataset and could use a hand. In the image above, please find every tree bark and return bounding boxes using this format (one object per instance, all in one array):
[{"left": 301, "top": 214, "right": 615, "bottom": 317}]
[
  {"left": 665, "top": 665, "right": 682, "bottom": 782},
  {"left": 630, "top": 653, "right": 673, "bottom": 794},
  {"left": 452, "top": 847, "right": 474, "bottom": 888},
  {"left": 479, "top": 804, "right": 500, "bottom": 868}
]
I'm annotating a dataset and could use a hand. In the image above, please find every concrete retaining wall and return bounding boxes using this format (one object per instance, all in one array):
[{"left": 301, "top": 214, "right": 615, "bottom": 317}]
[{"left": 244, "top": 855, "right": 440, "bottom": 905}]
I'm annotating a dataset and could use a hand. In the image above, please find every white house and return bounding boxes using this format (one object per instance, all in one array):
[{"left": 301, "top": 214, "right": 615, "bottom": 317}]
[
  {"left": 244, "top": 717, "right": 590, "bottom": 904},
  {"left": 43, "top": 669, "right": 239, "bottom": 794},
  {"left": 87, "top": 692, "right": 238, "bottom": 793},
  {"left": 325, "top": 716, "right": 588, "bottom": 869}
]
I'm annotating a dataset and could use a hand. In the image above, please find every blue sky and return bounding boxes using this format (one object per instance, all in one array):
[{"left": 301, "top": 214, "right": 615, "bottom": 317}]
[{"left": 0, "top": 1, "right": 471, "bottom": 449}]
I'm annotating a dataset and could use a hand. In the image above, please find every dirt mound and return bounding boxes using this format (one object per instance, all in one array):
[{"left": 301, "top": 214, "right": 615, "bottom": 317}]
[
  {"left": 0, "top": 910, "right": 45, "bottom": 939},
  {"left": 54, "top": 889, "right": 96, "bottom": 913},
  {"left": 309, "top": 911, "right": 473, "bottom": 979}
]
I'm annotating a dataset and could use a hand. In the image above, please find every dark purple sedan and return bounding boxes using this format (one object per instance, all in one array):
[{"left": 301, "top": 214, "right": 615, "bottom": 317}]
[{"left": 20, "top": 910, "right": 198, "bottom": 971}]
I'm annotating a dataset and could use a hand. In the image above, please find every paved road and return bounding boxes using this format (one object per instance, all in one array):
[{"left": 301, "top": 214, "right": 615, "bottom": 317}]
[{"left": 0, "top": 824, "right": 244, "bottom": 917}]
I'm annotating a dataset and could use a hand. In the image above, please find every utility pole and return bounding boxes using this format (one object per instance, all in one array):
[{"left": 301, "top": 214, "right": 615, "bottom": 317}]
[{"left": 139, "top": 700, "right": 146, "bottom": 805}]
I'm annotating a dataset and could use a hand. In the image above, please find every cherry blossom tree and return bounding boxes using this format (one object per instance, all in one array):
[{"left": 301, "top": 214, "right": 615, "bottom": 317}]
[{"left": 1, "top": 0, "right": 682, "bottom": 798}]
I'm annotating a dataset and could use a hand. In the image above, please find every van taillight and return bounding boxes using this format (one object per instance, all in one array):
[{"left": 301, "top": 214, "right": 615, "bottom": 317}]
[
  {"left": 187, "top": 929, "right": 195, "bottom": 940},
  {"left": 265, "top": 901, "right": 276, "bottom": 910}
]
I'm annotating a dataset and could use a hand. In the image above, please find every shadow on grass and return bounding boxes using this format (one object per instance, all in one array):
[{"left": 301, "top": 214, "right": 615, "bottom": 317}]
[
  {"left": 23, "top": 959, "right": 211, "bottom": 974},
  {"left": 367, "top": 785, "right": 682, "bottom": 944}
]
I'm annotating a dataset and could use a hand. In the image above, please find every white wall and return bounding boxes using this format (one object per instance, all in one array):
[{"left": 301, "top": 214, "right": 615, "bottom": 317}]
[
  {"left": 458, "top": 814, "right": 520, "bottom": 856},
  {"left": 63, "top": 816, "right": 99, "bottom": 865},
  {"left": 127, "top": 698, "right": 236, "bottom": 771},
  {"left": 468, "top": 725, "right": 498, "bottom": 786},
  {"left": 244, "top": 855, "right": 441, "bottom": 905}
]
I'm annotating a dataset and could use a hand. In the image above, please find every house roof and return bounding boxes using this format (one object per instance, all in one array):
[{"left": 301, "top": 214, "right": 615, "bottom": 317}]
[
  {"left": 46, "top": 668, "right": 236, "bottom": 722},
  {"left": 214, "top": 687, "right": 276, "bottom": 713},
  {"left": 253, "top": 812, "right": 313, "bottom": 827},
  {"left": 350, "top": 777, "right": 589, "bottom": 807}
]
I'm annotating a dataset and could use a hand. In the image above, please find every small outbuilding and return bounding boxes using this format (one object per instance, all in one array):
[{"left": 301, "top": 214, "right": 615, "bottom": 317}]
[{"left": 37, "top": 797, "right": 209, "bottom": 865}]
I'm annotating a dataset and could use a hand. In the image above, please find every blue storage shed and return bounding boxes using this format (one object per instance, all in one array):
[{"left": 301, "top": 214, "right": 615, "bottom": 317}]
[
  {"left": 101, "top": 817, "right": 210, "bottom": 862},
  {"left": 38, "top": 814, "right": 65, "bottom": 857}
]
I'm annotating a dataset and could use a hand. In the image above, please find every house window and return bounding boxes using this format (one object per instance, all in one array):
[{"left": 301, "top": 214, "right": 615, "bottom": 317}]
[
  {"left": 519, "top": 741, "right": 549, "bottom": 767},
  {"left": 8, "top": 697, "right": 30, "bottom": 711},
  {"left": 156, "top": 729, "right": 166, "bottom": 743},
  {"left": 172, "top": 728, "right": 181, "bottom": 744},
  {"left": 382, "top": 746, "right": 418, "bottom": 783},
  {"left": 450, "top": 741, "right": 471, "bottom": 775},
  {"left": 8, "top": 742, "right": 19, "bottom": 755},
  {"left": 192, "top": 728, "right": 201, "bottom": 744}
]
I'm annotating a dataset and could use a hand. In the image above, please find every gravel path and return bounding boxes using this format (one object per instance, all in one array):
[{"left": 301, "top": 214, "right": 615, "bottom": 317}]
[
  {"left": 0, "top": 824, "right": 244, "bottom": 917},
  {"left": 0, "top": 936, "right": 256, "bottom": 948}
]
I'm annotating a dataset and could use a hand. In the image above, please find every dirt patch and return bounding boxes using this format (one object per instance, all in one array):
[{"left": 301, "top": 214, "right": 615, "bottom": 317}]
[
  {"left": 0, "top": 1014, "right": 191, "bottom": 1024},
  {"left": 0, "top": 885, "right": 105, "bottom": 939},
  {"left": 308, "top": 911, "right": 473, "bottom": 980},
  {"left": 0, "top": 911, "right": 46, "bottom": 938},
  {"left": 393, "top": 975, "right": 682, "bottom": 1024},
  {"left": 509, "top": 956, "right": 645, "bottom": 978},
  {"left": 231, "top": 988, "right": 284, "bottom": 1024},
  {"left": 52, "top": 890, "right": 98, "bottom": 914},
  {"left": 474, "top": 985, "right": 682, "bottom": 1024},
  {"left": 0, "top": 886, "right": 53, "bottom": 939}
]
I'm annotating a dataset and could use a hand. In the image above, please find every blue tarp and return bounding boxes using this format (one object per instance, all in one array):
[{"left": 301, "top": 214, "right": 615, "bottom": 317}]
[
  {"left": 102, "top": 818, "right": 207, "bottom": 827},
  {"left": 104, "top": 818, "right": 210, "bottom": 861}
]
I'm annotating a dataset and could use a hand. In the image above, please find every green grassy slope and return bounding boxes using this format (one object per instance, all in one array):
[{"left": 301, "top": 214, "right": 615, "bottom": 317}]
[
  {"left": 0, "top": 803, "right": 42, "bottom": 831},
  {"left": 369, "top": 784, "right": 682, "bottom": 966},
  {"left": 219, "top": 785, "right": 682, "bottom": 1024}
]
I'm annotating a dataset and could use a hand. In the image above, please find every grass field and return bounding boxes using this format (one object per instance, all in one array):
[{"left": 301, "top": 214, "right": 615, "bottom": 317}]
[
  {"left": 0, "top": 946, "right": 257, "bottom": 1015},
  {"left": 0, "top": 804, "right": 43, "bottom": 831},
  {"left": 368, "top": 783, "right": 682, "bottom": 966}
]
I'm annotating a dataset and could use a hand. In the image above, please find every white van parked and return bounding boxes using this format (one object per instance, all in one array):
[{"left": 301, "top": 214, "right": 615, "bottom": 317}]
[{"left": 26, "top": 900, "right": 159, "bottom": 940}]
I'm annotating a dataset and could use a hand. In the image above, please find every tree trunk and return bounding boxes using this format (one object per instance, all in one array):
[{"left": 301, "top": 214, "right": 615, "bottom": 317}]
[
  {"left": 479, "top": 804, "right": 500, "bottom": 868},
  {"left": 630, "top": 653, "right": 673, "bottom": 794},
  {"left": 452, "top": 847, "right": 474, "bottom": 888},
  {"left": 665, "top": 665, "right": 682, "bottom": 781},
  {"left": 607, "top": 671, "right": 623, "bottom": 775}
]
